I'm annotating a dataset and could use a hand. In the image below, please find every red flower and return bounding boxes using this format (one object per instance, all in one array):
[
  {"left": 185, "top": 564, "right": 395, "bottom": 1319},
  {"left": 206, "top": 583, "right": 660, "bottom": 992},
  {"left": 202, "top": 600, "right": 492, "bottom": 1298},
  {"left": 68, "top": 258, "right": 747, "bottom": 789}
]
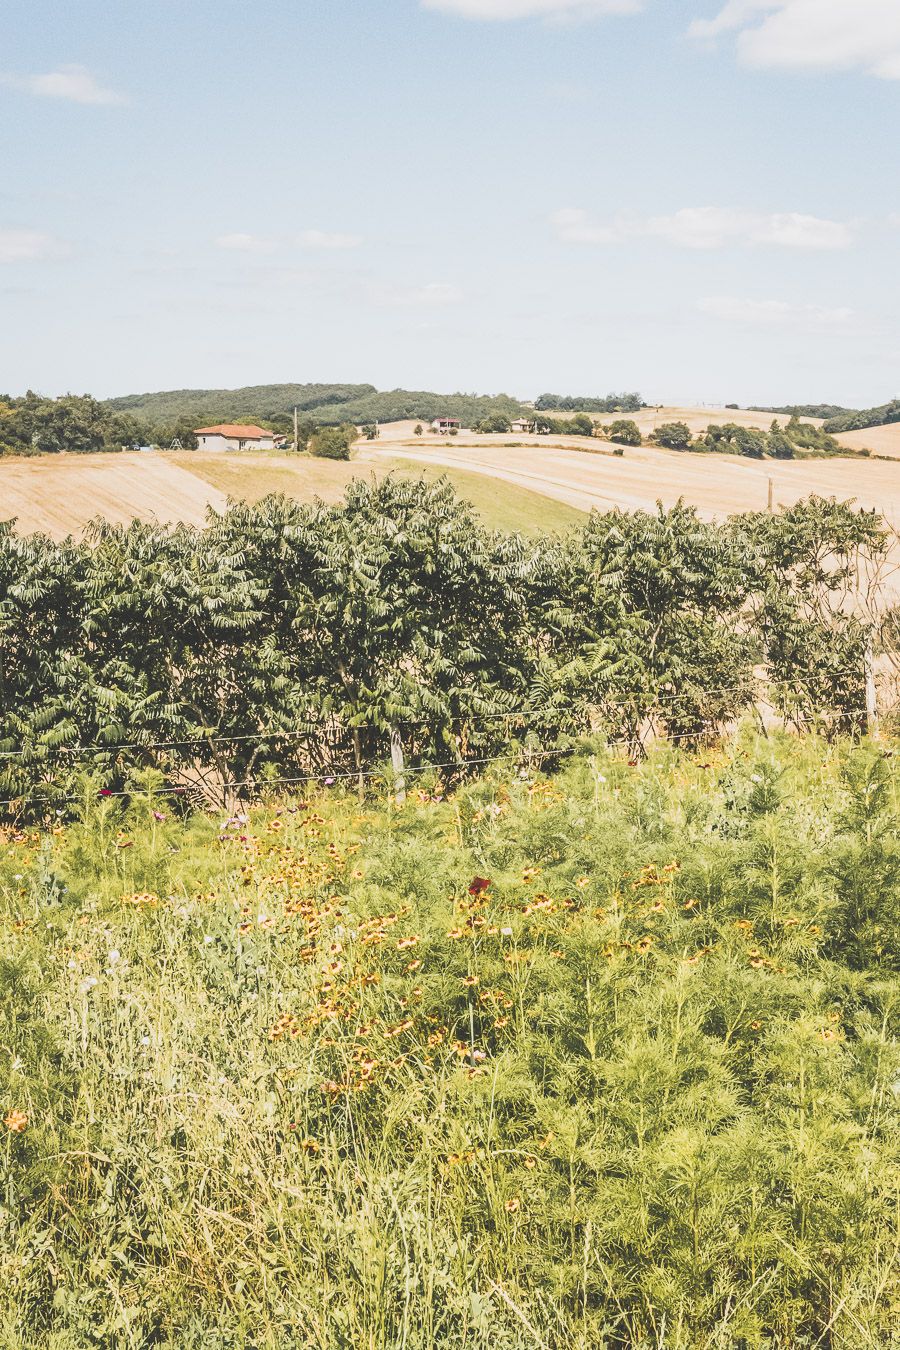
[
  {"left": 468, "top": 877, "right": 492, "bottom": 896},
  {"left": 99, "top": 789, "right": 113, "bottom": 797}
]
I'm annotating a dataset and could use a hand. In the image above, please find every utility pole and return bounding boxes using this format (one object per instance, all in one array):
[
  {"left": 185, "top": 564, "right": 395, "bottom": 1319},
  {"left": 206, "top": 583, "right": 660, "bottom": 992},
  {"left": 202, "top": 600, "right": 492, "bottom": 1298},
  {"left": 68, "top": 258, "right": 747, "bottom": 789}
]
[
  {"left": 767, "top": 478, "right": 774, "bottom": 513},
  {"left": 293, "top": 406, "right": 299, "bottom": 454}
]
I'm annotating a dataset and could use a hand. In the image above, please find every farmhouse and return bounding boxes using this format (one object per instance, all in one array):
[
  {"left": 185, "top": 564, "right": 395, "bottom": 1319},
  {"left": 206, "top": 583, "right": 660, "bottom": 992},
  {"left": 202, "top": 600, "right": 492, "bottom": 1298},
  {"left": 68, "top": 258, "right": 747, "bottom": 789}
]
[
  {"left": 510, "top": 418, "right": 536, "bottom": 434},
  {"left": 194, "top": 424, "right": 276, "bottom": 452},
  {"left": 431, "top": 417, "right": 461, "bottom": 435}
]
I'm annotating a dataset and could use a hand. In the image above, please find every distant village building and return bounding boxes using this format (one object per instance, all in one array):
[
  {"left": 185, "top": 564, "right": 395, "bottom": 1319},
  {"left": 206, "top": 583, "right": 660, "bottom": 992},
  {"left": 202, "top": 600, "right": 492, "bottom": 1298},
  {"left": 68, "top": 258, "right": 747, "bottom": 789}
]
[
  {"left": 431, "top": 417, "right": 461, "bottom": 435},
  {"left": 510, "top": 418, "right": 536, "bottom": 434},
  {"left": 194, "top": 424, "right": 276, "bottom": 452}
]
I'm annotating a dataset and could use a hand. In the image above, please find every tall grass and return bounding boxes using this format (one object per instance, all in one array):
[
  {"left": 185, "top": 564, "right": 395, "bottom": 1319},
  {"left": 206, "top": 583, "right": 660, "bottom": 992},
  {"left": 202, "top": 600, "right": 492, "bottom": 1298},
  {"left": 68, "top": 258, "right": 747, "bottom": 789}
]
[{"left": 1, "top": 732, "right": 898, "bottom": 1348}]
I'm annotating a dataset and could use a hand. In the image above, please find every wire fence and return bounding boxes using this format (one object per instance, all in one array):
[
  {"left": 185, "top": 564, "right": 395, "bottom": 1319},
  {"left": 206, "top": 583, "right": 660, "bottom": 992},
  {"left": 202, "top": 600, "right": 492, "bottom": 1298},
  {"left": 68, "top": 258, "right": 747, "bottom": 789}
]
[{"left": 0, "top": 676, "right": 888, "bottom": 817}]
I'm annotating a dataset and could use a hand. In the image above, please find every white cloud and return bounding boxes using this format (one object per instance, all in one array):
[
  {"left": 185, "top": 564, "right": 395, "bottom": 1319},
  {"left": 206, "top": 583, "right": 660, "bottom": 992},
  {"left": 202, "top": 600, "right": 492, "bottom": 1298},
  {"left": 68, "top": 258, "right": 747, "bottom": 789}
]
[
  {"left": 698, "top": 296, "right": 854, "bottom": 329},
  {"left": 3, "top": 64, "right": 125, "bottom": 105},
  {"left": 421, "top": 0, "right": 641, "bottom": 20},
  {"left": 689, "top": 0, "right": 900, "bottom": 79},
  {"left": 297, "top": 229, "right": 364, "bottom": 250},
  {"left": 550, "top": 208, "right": 618, "bottom": 244},
  {"left": 552, "top": 205, "right": 852, "bottom": 250},
  {"left": 0, "top": 230, "right": 68, "bottom": 263},
  {"left": 215, "top": 233, "right": 277, "bottom": 253}
]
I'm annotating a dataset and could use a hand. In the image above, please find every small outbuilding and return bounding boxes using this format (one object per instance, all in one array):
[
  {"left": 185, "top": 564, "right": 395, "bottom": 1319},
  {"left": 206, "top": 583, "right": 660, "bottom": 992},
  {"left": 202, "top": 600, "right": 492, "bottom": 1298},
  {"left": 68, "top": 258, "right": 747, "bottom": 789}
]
[
  {"left": 510, "top": 418, "right": 536, "bottom": 434},
  {"left": 431, "top": 417, "right": 461, "bottom": 435},
  {"left": 194, "top": 424, "right": 276, "bottom": 452}
]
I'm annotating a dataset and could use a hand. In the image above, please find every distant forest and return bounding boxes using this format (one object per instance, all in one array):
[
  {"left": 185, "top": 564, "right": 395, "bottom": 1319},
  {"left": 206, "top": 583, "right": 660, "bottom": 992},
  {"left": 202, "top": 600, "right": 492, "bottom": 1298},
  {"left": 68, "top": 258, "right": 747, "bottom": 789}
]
[
  {"left": 749, "top": 404, "right": 856, "bottom": 421},
  {"left": 749, "top": 399, "right": 900, "bottom": 435},
  {"left": 105, "top": 383, "right": 531, "bottom": 434},
  {"left": 823, "top": 399, "right": 900, "bottom": 434},
  {"left": 535, "top": 392, "right": 644, "bottom": 413}
]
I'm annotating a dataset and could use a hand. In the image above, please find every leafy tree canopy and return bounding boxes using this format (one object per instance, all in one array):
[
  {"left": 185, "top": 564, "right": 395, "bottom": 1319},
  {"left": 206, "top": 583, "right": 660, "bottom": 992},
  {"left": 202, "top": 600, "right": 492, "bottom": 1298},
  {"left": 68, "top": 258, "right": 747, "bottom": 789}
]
[
  {"left": 606, "top": 419, "right": 642, "bottom": 446},
  {"left": 535, "top": 391, "right": 644, "bottom": 413},
  {"left": 654, "top": 421, "right": 693, "bottom": 450}
]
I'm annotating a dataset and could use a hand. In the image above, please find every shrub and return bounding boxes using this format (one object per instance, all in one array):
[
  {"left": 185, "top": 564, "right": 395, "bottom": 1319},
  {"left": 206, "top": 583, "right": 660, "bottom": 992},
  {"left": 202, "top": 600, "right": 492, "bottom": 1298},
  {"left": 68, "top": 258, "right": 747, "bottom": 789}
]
[{"left": 309, "top": 423, "right": 356, "bottom": 459}]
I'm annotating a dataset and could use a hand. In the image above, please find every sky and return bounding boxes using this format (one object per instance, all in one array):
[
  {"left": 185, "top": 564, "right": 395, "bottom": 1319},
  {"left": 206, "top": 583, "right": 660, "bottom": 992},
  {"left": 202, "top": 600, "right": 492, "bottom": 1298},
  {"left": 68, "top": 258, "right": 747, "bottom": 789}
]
[{"left": 1, "top": 0, "right": 899, "bottom": 407}]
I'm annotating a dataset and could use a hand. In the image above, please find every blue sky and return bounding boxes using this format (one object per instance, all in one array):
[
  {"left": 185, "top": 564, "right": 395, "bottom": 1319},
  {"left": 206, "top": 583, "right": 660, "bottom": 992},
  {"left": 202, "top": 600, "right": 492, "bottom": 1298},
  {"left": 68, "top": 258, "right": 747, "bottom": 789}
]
[{"left": 1, "top": 0, "right": 899, "bottom": 406}]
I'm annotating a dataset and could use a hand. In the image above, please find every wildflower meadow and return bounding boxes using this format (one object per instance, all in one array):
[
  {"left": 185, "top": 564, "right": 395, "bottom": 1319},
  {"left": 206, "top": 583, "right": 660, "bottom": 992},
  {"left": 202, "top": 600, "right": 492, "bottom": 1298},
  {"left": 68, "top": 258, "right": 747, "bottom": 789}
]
[{"left": 1, "top": 731, "right": 898, "bottom": 1348}]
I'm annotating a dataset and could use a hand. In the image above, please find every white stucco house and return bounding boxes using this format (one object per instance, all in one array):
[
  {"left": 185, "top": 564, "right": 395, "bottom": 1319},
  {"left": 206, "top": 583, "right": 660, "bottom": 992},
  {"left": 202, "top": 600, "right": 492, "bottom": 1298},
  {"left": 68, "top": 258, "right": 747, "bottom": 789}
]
[{"left": 194, "top": 423, "right": 276, "bottom": 452}]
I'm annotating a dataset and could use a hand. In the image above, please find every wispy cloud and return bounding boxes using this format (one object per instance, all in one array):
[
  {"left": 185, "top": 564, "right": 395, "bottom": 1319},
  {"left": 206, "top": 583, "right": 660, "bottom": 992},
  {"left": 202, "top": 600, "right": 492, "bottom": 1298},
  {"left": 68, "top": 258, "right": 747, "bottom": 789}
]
[
  {"left": 689, "top": 1, "right": 900, "bottom": 79},
  {"left": 697, "top": 296, "right": 855, "bottom": 329},
  {"left": 297, "top": 229, "right": 364, "bottom": 250},
  {"left": 215, "top": 233, "right": 277, "bottom": 254},
  {"left": 369, "top": 280, "right": 463, "bottom": 307},
  {"left": 552, "top": 205, "right": 854, "bottom": 249},
  {"left": 2, "top": 64, "right": 126, "bottom": 105},
  {"left": 421, "top": 0, "right": 641, "bottom": 21},
  {"left": 215, "top": 230, "right": 364, "bottom": 255},
  {"left": 0, "top": 230, "right": 69, "bottom": 263}
]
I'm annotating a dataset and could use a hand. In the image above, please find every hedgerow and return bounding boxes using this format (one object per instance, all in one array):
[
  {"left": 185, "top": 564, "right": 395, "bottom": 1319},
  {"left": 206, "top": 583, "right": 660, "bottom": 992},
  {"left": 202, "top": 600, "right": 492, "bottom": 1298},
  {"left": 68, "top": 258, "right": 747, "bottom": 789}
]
[{"left": 0, "top": 480, "right": 885, "bottom": 816}]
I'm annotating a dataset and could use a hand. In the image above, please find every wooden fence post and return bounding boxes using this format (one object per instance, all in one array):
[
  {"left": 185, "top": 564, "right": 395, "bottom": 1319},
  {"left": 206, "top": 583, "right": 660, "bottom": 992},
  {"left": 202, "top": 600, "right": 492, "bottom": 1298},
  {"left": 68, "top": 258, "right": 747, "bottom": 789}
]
[
  {"left": 390, "top": 726, "right": 406, "bottom": 804},
  {"left": 865, "top": 641, "right": 879, "bottom": 737}
]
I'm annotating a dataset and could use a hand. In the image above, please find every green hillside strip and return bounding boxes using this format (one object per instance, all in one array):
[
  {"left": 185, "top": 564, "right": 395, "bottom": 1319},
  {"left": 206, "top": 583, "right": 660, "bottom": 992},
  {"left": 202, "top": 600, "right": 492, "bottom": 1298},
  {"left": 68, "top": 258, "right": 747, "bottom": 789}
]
[
  {"left": 177, "top": 451, "right": 586, "bottom": 535},
  {"left": 384, "top": 458, "right": 586, "bottom": 534}
]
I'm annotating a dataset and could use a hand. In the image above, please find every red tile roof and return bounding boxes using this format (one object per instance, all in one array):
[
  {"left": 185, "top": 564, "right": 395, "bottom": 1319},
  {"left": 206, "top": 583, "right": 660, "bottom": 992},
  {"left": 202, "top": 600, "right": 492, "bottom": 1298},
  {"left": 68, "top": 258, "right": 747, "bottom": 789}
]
[{"left": 194, "top": 424, "right": 273, "bottom": 439}]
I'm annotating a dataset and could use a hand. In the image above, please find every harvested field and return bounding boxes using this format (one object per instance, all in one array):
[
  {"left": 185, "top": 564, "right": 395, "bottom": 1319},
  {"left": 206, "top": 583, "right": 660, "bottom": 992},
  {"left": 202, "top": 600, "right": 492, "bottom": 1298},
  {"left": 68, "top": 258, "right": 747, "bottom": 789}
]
[
  {"left": 834, "top": 424, "right": 900, "bottom": 458},
  {"left": 0, "top": 449, "right": 585, "bottom": 540},
  {"left": 590, "top": 405, "right": 825, "bottom": 435},
  {"left": 0, "top": 452, "right": 228, "bottom": 538},
  {"left": 367, "top": 438, "right": 900, "bottom": 526}
]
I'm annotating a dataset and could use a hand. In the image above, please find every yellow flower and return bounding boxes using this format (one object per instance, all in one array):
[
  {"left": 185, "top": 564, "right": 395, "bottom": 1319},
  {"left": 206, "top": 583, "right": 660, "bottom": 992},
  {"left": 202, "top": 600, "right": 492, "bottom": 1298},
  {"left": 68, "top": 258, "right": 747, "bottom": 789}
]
[
  {"left": 505, "top": 1197, "right": 521, "bottom": 1213},
  {"left": 3, "top": 1109, "right": 28, "bottom": 1133}
]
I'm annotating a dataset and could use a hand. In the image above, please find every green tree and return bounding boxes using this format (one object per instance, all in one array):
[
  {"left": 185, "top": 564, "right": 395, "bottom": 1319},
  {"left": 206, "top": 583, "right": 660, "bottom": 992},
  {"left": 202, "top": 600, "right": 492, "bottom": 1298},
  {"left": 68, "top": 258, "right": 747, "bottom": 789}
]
[
  {"left": 768, "top": 421, "right": 795, "bottom": 460},
  {"left": 607, "top": 419, "right": 642, "bottom": 447},
  {"left": 655, "top": 421, "right": 693, "bottom": 450},
  {"left": 568, "top": 413, "right": 595, "bottom": 437}
]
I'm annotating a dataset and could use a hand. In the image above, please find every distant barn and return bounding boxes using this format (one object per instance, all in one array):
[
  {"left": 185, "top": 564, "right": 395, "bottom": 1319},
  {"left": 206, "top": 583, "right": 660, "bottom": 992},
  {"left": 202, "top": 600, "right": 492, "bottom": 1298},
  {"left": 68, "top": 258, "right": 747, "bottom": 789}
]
[{"left": 195, "top": 423, "right": 276, "bottom": 452}]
